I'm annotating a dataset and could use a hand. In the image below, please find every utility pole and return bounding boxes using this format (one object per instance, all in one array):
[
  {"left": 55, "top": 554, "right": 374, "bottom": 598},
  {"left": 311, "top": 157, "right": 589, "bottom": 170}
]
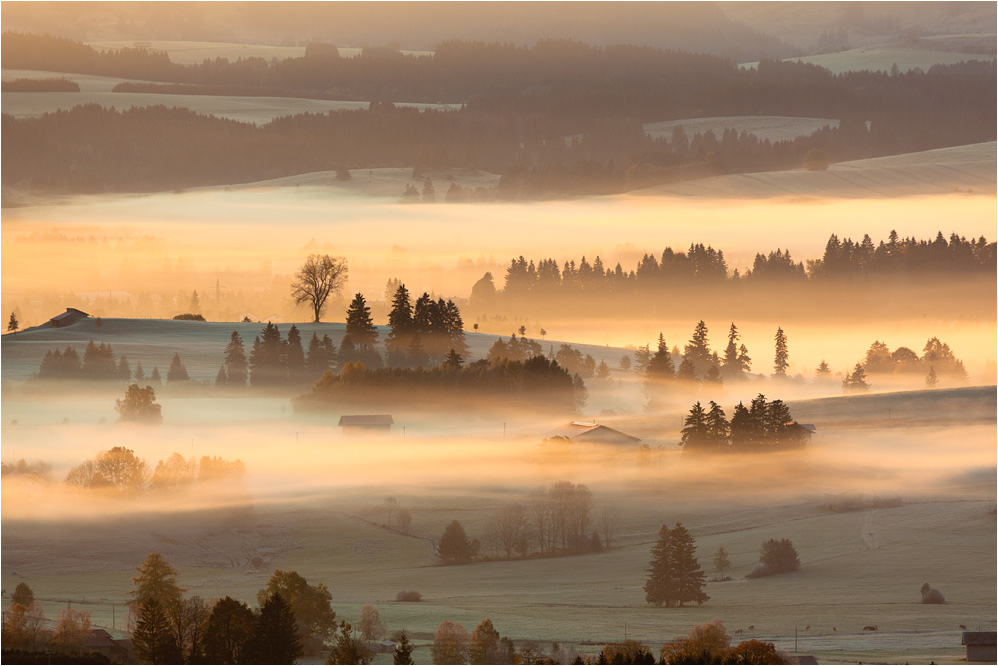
[{"left": 216, "top": 278, "right": 220, "bottom": 322}]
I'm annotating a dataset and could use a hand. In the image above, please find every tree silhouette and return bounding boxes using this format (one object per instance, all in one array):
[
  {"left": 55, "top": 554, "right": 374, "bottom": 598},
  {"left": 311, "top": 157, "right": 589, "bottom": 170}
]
[
  {"left": 115, "top": 384, "right": 162, "bottom": 424},
  {"left": 431, "top": 620, "right": 468, "bottom": 665},
  {"left": 773, "top": 327, "right": 788, "bottom": 376},
  {"left": 167, "top": 353, "right": 189, "bottom": 382},
  {"left": 327, "top": 620, "right": 371, "bottom": 664},
  {"left": 759, "top": 538, "right": 800, "bottom": 574},
  {"left": 679, "top": 402, "right": 710, "bottom": 450},
  {"left": 133, "top": 599, "right": 177, "bottom": 664},
  {"left": 358, "top": 603, "right": 385, "bottom": 642},
  {"left": 713, "top": 546, "right": 731, "bottom": 581},
  {"left": 7, "top": 311, "right": 18, "bottom": 334},
  {"left": 257, "top": 570, "right": 335, "bottom": 656},
  {"left": 131, "top": 552, "right": 184, "bottom": 614},
  {"left": 224, "top": 331, "right": 247, "bottom": 385},
  {"left": 249, "top": 593, "right": 302, "bottom": 664},
  {"left": 438, "top": 520, "right": 476, "bottom": 563},
  {"left": 204, "top": 597, "right": 255, "bottom": 665},
  {"left": 345, "top": 293, "right": 379, "bottom": 349},
  {"left": 842, "top": 363, "right": 870, "bottom": 392},
  {"left": 645, "top": 523, "right": 708, "bottom": 607},
  {"left": 393, "top": 629, "right": 415, "bottom": 665},
  {"left": 291, "top": 254, "right": 348, "bottom": 323},
  {"left": 925, "top": 365, "right": 939, "bottom": 387}
]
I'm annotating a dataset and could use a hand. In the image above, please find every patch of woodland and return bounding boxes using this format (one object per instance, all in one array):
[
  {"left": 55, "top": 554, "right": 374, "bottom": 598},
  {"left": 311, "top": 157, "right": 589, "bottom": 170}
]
[{"left": 1, "top": 77, "right": 79, "bottom": 92}]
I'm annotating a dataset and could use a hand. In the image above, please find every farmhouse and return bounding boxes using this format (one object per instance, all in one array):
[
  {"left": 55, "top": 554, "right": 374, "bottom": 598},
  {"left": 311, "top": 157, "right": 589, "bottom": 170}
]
[
  {"left": 543, "top": 421, "right": 641, "bottom": 445},
  {"left": 338, "top": 414, "right": 393, "bottom": 434},
  {"left": 82, "top": 629, "right": 133, "bottom": 664},
  {"left": 48, "top": 307, "right": 90, "bottom": 327},
  {"left": 963, "top": 631, "right": 997, "bottom": 662}
]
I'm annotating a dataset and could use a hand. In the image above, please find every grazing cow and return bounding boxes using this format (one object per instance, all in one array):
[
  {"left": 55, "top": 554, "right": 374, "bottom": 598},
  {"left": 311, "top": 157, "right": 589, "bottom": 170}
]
[
  {"left": 863, "top": 625, "right": 878, "bottom": 631},
  {"left": 960, "top": 624, "right": 967, "bottom": 630}
]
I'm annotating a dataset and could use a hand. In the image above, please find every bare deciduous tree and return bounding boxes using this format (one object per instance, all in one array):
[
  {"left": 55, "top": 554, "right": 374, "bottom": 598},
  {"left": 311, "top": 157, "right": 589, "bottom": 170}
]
[
  {"left": 384, "top": 496, "right": 398, "bottom": 528},
  {"left": 599, "top": 506, "right": 621, "bottom": 550},
  {"left": 487, "top": 504, "right": 526, "bottom": 560},
  {"left": 291, "top": 254, "right": 347, "bottom": 323}
]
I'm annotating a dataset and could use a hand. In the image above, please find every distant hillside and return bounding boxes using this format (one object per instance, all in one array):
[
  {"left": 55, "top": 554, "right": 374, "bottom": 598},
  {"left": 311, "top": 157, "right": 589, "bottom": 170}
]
[{"left": 635, "top": 142, "right": 996, "bottom": 199}]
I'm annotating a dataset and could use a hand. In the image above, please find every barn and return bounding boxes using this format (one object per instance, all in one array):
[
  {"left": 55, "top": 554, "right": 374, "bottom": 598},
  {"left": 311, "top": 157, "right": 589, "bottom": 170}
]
[
  {"left": 338, "top": 414, "right": 394, "bottom": 434},
  {"left": 963, "top": 631, "right": 997, "bottom": 662},
  {"left": 49, "top": 307, "right": 90, "bottom": 327},
  {"left": 542, "top": 421, "right": 641, "bottom": 445}
]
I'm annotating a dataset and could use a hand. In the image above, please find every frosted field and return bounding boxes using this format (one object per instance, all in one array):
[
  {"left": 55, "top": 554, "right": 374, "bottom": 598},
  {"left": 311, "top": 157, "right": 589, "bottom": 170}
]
[{"left": 84, "top": 40, "right": 435, "bottom": 64}]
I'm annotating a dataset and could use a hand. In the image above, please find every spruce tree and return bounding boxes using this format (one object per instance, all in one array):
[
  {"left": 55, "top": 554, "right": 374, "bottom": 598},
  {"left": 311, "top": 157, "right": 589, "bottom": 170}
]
[
  {"left": 774, "top": 327, "right": 789, "bottom": 376},
  {"left": 925, "top": 365, "right": 939, "bottom": 387},
  {"left": 306, "top": 332, "right": 331, "bottom": 379},
  {"left": 684, "top": 320, "right": 712, "bottom": 373},
  {"left": 705, "top": 401, "right": 729, "bottom": 449},
  {"left": 393, "top": 629, "right": 414, "bottom": 665},
  {"left": 670, "top": 523, "right": 709, "bottom": 606},
  {"left": 386, "top": 284, "right": 414, "bottom": 365},
  {"left": 224, "top": 331, "right": 247, "bottom": 385},
  {"left": 7, "top": 311, "right": 19, "bottom": 333},
  {"left": 249, "top": 593, "right": 302, "bottom": 664},
  {"left": 133, "top": 599, "right": 175, "bottom": 665},
  {"left": 345, "top": 293, "right": 378, "bottom": 349},
  {"left": 644, "top": 524, "right": 677, "bottom": 606},
  {"left": 249, "top": 323, "right": 286, "bottom": 386},
  {"left": 723, "top": 323, "right": 739, "bottom": 368},
  {"left": 286, "top": 325, "right": 307, "bottom": 384},
  {"left": 679, "top": 402, "right": 710, "bottom": 450},
  {"left": 167, "top": 353, "right": 190, "bottom": 382}
]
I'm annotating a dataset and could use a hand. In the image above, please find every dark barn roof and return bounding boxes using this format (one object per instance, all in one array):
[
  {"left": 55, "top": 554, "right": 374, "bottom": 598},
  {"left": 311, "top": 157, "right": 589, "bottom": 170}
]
[
  {"left": 963, "top": 632, "right": 997, "bottom": 645},
  {"left": 543, "top": 421, "right": 641, "bottom": 443},
  {"left": 49, "top": 307, "right": 90, "bottom": 326}
]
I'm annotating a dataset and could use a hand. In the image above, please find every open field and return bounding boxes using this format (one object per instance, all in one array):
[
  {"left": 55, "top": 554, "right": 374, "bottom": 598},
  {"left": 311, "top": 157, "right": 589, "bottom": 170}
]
[
  {"left": 742, "top": 45, "right": 994, "bottom": 75},
  {"left": 2, "top": 383, "right": 994, "bottom": 663},
  {"left": 638, "top": 142, "right": 997, "bottom": 199}
]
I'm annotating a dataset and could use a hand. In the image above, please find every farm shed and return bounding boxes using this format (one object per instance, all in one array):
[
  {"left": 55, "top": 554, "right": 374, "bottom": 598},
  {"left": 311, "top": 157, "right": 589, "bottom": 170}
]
[
  {"left": 48, "top": 307, "right": 90, "bottom": 327},
  {"left": 962, "top": 631, "right": 997, "bottom": 662},
  {"left": 543, "top": 421, "right": 641, "bottom": 445},
  {"left": 82, "top": 629, "right": 133, "bottom": 664},
  {"left": 338, "top": 414, "right": 394, "bottom": 433}
]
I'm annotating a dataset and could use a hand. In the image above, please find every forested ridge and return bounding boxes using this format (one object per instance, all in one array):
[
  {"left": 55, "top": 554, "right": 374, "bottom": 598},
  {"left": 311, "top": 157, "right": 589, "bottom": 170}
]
[{"left": 2, "top": 32, "right": 995, "bottom": 195}]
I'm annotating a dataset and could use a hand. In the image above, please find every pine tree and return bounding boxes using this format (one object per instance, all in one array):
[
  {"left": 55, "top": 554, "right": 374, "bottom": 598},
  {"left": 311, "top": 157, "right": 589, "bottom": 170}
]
[
  {"left": 117, "top": 354, "right": 132, "bottom": 380},
  {"left": 385, "top": 284, "right": 413, "bottom": 365},
  {"left": 842, "top": 363, "right": 870, "bottom": 393},
  {"left": 644, "top": 525, "right": 677, "bottom": 606},
  {"left": 443, "top": 349, "right": 464, "bottom": 370},
  {"left": 705, "top": 401, "right": 729, "bottom": 449},
  {"left": 224, "top": 331, "right": 247, "bottom": 385},
  {"left": 680, "top": 402, "right": 710, "bottom": 450},
  {"left": 676, "top": 356, "right": 697, "bottom": 382},
  {"left": 306, "top": 332, "right": 331, "bottom": 379},
  {"left": 286, "top": 325, "right": 307, "bottom": 384},
  {"left": 925, "top": 365, "right": 939, "bottom": 387},
  {"left": 816, "top": 360, "right": 831, "bottom": 376},
  {"left": 167, "top": 353, "right": 189, "bottom": 382},
  {"left": 8, "top": 311, "right": 19, "bottom": 333},
  {"left": 345, "top": 293, "right": 378, "bottom": 349},
  {"left": 134, "top": 362, "right": 146, "bottom": 382},
  {"left": 150, "top": 366, "right": 162, "bottom": 384},
  {"left": 249, "top": 593, "right": 302, "bottom": 664},
  {"left": 684, "top": 320, "right": 712, "bottom": 373},
  {"left": 133, "top": 599, "right": 175, "bottom": 665},
  {"left": 438, "top": 520, "right": 475, "bottom": 563},
  {"left": 215, "top": 366, "right": 228, "bottom": 385},
  {"left": 728, "top": 401, "right": 753, "bottom": 450},
  {"left": 670, "top": 523, "right": 709, "bottom": 606},
  {"left": 723, "top": 323, "right": 739, "bottom": 368},
  {"left": 393, "top": 629, "right": 414, "bottom": 665},
  {"left": 249, "top": 323, "right": 286, "bottom": 386},
  {"left": 774, "top": 327, "right": 789, "bottom": 376},
  {"left": 645, "top": 334, "right": 675, "bottom": 380}
]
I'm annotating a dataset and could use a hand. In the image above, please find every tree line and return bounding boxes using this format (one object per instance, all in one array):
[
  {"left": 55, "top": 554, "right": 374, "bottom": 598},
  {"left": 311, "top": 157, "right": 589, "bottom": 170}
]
[
  {"left": 63, "top": 447, "right": 244, "bottom": 495},
  {"left": 472, "top": 230, "right": 996, "bottom": 309}
]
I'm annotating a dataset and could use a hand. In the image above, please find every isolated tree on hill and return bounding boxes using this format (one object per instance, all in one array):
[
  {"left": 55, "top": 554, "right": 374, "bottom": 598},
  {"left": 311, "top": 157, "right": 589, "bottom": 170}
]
[
  {"left": 431, "top": 620, "right": 469, "bottom": 665},
  {"left": 8, "top": 311, "right": 19, "bottom": 333},
  {"left": 258, "top": 569, "right": 336, "bottom": 656},
  {"left": 438, "top": 520, "right": 476, "bottom": 563},
  {"left": 115, "top": 384, "right": 163, "bottom": 424},
  {"left": 759, "top": 538, "right": 800, "bottom": 574},
  {"left": 645, "top": 523, "right": 708, "bottom": 607},
  {"left": 774, "top": 327, "right": 789, "bottom": 376},
  {"left": 249, "top": 593, "right": 302, "bottom": 664},
  {"left": 346, "top": 293, "right": 379, "bottom": 348},
  {"left": 292, "top": 254, "right": 348, "bottom": 323},
  {"left": 167, "top": 353, "right": 190, "bottom": 381}
]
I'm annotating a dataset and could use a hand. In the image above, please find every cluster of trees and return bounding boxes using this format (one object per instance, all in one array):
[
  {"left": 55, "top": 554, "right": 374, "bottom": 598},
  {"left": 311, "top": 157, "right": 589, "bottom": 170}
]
[
  {"left": 64, "top": 447, "right": 244, "bottom": 495},
  {"left": 1, "top": 582, "right": 96, "bottom": 658},
  {"left": 38, "top": 341, "right": 166, "bottom": 383},
  {"left": 472, "top": 231, "right": 995, "bottom": 310},
  {"left": 295, "top": 353, "right": 582, "bottom": 413},
  {"left": 750, "top": 539, "right": 801, "bottom": 578},
  {"left": 1, "top": 76, "right": 79, "bottom": 92},
  {"left": 856, "top": 337, "right": 968, "bottom": 380},
  {"left": 4, "top": 32, "right": 994, "bottom": 195},
  {"left": 680, "top": 394, "right": 811, "bottom": 452},
  {"left": 659, "top": 620, "right": 787, "bottom": 664},
  {"left": 437, "top": 482, "right": 617, "bottom": 564},
  {"left": 384, "top": 283, "right": 469, "bottom": 366}
]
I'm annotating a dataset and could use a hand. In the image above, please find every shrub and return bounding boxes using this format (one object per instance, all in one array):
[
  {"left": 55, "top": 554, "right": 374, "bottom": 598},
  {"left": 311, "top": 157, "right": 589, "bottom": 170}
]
[
  {"left": 395, "top": 590, "right": 421, "bottom": 602},
  {"left": 759, "top": 539, "right": 800, "bottom": 574},
  {"left": 173, "top": 313, "right": 206, "bottom": 321}
]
